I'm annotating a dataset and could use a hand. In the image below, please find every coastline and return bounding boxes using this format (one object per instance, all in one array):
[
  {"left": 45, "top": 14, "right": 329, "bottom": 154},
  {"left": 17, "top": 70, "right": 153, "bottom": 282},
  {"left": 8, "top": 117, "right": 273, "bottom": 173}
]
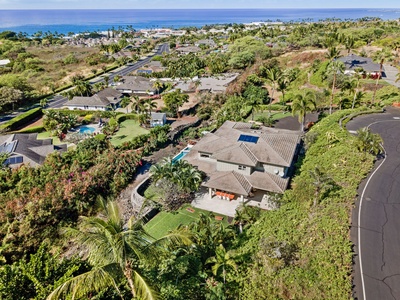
[{"left": 1, "top": 8, "right": 399, "bottom": 35}]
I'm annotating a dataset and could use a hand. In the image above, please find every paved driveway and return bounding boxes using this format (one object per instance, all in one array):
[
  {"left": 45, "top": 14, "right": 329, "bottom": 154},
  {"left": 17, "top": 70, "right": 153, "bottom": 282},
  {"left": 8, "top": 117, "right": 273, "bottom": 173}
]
[
  {"left": 347, "top": 108, "right": 400, "bottom": 300},
  {"left": 383, "top": 64, "right": 400, "bottom": 88}
]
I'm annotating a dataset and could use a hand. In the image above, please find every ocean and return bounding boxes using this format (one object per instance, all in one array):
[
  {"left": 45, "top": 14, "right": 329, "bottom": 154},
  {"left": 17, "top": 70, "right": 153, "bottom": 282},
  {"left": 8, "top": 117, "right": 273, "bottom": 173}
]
[{"left": 0, "top": 9, "right": 399, "bottom": 36}]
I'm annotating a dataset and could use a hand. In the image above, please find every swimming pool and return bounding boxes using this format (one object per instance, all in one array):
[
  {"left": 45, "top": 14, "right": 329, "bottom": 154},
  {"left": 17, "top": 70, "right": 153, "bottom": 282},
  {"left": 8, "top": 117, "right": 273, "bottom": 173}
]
[
  {"left": 172, "top": 150, "right": 189, "bottom": 162},
  {"left": 78, "top": 125, "right": 95, "bottom": 134},
  {"left": 172, "top": 145, "right": 193, "bottom": 163}
]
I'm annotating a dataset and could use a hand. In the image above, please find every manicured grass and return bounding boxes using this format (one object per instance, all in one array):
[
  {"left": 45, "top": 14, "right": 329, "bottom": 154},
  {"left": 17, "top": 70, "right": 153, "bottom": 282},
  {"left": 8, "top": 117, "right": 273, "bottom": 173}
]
[
  {"left": 110, "top": 119, "right": 148, "bottom": 147},
  {"left": 248, "top": 110, "right": 291, "bottom": 122},
  {"left": 37, "top": 131, "right": 63, "bottom": 145},
  {"left": 144, "top": 205, "right": 229, "bottom": 239}
]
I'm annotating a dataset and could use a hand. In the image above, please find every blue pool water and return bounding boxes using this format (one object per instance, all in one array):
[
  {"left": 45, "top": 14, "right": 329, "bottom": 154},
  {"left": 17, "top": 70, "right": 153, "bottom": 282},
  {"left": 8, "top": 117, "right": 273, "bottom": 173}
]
[
  {"left": 172, "top": 150, "right": 190, "bottom": 162},
  {"left": 79, "top": 125, "right": 95, "bottom": 134}
]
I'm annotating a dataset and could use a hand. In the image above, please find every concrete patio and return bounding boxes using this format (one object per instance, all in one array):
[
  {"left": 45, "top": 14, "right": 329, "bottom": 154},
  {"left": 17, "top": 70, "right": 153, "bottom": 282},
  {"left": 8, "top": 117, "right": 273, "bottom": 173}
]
[{"left": 191, "top": 189, "right": 241, "bottom": 217}]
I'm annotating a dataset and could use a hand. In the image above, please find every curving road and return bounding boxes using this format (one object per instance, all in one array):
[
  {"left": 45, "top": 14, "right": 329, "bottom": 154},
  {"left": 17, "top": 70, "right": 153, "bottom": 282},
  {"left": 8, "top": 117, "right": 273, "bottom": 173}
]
[
  {"left": 348, "top": 107, "right": 400, "bottom": 300},
  {"left": 0, "top": 43, "right": 169, "bottom": 124}
]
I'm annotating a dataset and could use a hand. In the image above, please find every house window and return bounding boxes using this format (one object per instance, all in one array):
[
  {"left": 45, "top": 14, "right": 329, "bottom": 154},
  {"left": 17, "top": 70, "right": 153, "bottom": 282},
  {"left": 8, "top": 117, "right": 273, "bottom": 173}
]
[{"left": 238, "top": 165, "right": 246, "bottom": 170}]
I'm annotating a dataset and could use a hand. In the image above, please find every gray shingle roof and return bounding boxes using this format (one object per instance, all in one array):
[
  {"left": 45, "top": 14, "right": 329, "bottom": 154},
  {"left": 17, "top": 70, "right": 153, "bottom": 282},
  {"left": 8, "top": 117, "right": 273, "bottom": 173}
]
[
  {"left": 0, "top": 133, "right": 67, "bottom": 167},
  {"left": 203, "top": 171, "right": 253, "bottom": 196},
  {"left": 116, "top": 76, "right": 155, "bottom": 92},
  {"left": 247, "top": 171, "right": 289, "bottom": 194},
  {"left": 67, "top": 88, "right": 122, "bottom": 107},
  {"left": 192, "top": 121, "right": 300, "bottom": 167},
  {"left": 337, "top": 54, "right": 382, "bottom": 73}
]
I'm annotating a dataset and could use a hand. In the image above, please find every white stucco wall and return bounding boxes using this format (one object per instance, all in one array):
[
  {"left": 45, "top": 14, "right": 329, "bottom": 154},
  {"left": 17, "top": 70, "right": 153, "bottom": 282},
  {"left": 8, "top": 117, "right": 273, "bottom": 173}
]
[
  {"left": 216, "top": 161, "right": 252, "bottom": 175},
  {"left": 66, "top": 105, "right": 107, "bottom": 111}
]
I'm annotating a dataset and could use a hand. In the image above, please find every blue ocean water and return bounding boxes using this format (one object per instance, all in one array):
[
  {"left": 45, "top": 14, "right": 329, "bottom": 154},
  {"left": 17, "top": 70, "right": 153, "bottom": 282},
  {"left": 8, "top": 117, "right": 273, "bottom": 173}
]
[{"left": 0, "top": 9, "right": 399, "bottom": 35}]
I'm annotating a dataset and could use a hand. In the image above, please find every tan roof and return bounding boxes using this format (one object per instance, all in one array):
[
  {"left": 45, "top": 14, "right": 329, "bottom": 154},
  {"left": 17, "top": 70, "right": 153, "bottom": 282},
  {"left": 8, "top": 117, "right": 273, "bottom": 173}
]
[
  {"left": 212, "top": 143, "right": 258, "bottom": 167},
  {"left": 191, "top": 133, "right": 231, "bottom": 154},
  {"left": 203, "top": 171, "right": 252, "bottom": 196},
  {"left": 193, "top": 121, "right": 300, "bottom": 167},
  {"left": 247, "top": 171, "right": 289, "bottom": 194}
]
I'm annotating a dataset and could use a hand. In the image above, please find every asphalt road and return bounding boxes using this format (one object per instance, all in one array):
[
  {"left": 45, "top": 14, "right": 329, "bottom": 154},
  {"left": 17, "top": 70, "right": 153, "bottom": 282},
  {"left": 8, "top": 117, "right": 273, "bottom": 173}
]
[
  {"left": 0, "top": 43, "right": 169, "bottom": 124},
  {"left": 347, "top": 107, "right": 400, "bottom": 300}
]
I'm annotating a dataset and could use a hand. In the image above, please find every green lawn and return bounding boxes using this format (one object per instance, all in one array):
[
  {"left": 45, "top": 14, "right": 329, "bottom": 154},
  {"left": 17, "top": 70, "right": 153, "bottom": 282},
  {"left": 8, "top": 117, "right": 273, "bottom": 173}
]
[
  {"left": 144, "top": 205, "right": 229, "bottom": 239},
  {"left": 110, "top": 119, "right": 148, "bottom": 147},
  {"left": 248, "top": 110, "right": 291, "bottom": 122},
  {"left": 37, "top": 131, "right": 63, "bottom": 145}
]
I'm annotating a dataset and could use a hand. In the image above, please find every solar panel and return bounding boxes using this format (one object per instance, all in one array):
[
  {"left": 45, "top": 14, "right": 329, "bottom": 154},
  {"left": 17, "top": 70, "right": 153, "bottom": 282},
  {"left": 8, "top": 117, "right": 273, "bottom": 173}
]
[
  {"left": 238, "top": 134, "right": 259, "bottom": 144},
  {"left": 5, "top": 156, "right": 23, "bottom": 165},
  {"left": 0, "top": 141, "right": 17, "bottom": 154}
]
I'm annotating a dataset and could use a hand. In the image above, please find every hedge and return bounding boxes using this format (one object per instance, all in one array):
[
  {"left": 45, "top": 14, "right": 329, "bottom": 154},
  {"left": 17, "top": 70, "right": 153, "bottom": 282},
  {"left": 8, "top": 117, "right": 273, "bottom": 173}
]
[
  {"left": 17, "top": 125, "right": 45, "bottom": 133},
  {"left": 116, "top": 113, "right": 139, "bottom": 123},
  {"left": 0, "top": 108, "right": 43, "bottom": 133},
  {"left": 44, "top": 109, "right": 122, "bottom": 118}
]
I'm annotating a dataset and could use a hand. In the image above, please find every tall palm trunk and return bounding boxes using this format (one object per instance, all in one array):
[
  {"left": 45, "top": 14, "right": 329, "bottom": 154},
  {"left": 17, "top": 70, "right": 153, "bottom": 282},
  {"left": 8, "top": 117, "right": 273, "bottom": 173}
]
[
  {"left": 124, "top": 262, "right": 137, "bottom": 298},
  {"left": 372, "top": 62, "right": 383, "bottom": 105},
  {"left": 330, "top": 74, "right": 336, "bottom": 115},
  {"left": 269, "top": 88, "right": 275, "bottom": 117},
  {"left": 352, "top": 80, "right": 360, "bottom": 109}
]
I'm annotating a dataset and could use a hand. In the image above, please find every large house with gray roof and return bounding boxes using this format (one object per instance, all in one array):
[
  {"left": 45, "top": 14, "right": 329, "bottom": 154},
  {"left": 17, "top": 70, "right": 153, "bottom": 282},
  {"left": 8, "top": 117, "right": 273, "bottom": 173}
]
[
  {"left": 66, "top": 88, "right": 123, "bottom": 111},
  {"left": 337, "top": 54, "right": 384, "bottom": 77},
  {"left": 115, "top": 76, "right": 156, "bottom": 95},
  {"left": 184, "top": 121, "right": 301, "bottom": 202},
  {"left": 0, "top": 133, "right": 67, "bottom": 168}
]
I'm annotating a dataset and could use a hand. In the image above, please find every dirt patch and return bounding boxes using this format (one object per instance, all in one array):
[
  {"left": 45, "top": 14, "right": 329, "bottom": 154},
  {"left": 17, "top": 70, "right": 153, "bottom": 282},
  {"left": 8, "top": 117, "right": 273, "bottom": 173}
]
[{"left": 280, "top": 49, "right": 327, "bottom": 68}]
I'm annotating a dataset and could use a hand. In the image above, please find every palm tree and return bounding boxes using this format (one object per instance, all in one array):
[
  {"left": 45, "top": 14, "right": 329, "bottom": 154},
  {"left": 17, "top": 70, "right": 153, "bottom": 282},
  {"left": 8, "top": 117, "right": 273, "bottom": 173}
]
[
  {"left": 152, "top": 80, "right": 163, "bottom": 96},
  {"left": 371, "top": 49, "right": 392, "bottom": 105},
  {"left": 264, "top": 67, "right": 282, "bottom": 117},
  {"left": 291, "top": 90, "right": 316, "bottom": 132},
  {"left": 325, "top": 46, "right": 341, "bottom": 61},
  {"left": 206, "top": 244, "right": 238, "bottom": 284},
  {"left": 144, "top": 98, "right": 157, "bottom": 116},
  {"left": 327, "top": 60, "right": 345, "bottom": 114},
  {"left": 131, "top": 95, "right": 144, "bottom": 114},
  {"left": 356, "top": 127, "right": 383, "bottom": 156},
  {"left": 246, "top": 92, "right": 263, "bottom": 121},
  {"left": 344, "top": 36, "right": 355, "bottom": 54},
  {"left": 309, "top": 166, "right": 334, "bottom": 207},
  {"left": 351, "top": 67, "right": 365, "bottom": 109},
  {"left": 39, "top": 98, "right": 48, "bottom": 108},
  {"left": 47, "top": 201, "right": 191, "bottom": 300},
  {"left": 74, "top": 80, "right": 92, "bottom": 97},
  {"left": 120, "top": 96, "right": 131, "bottom": 113}
]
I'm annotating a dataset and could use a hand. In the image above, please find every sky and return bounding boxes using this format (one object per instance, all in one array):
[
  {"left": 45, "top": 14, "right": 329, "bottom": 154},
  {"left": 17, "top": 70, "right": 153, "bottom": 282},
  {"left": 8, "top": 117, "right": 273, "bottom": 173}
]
[{"left": 0, "top": 0, "right": 399, "bottom": 9}]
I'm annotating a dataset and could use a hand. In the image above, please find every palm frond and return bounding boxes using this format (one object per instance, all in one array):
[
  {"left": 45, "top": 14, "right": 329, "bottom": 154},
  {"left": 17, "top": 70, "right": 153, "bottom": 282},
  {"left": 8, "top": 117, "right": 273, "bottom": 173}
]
[
  {"left": 133, "top": 270, "right": 159, "bottom": 300},
  {"left": 152, "top": 229, "right": 193, "bottom": 250},
  {"left": 47, "top": 264, "right": 122, "bottom": 300}
]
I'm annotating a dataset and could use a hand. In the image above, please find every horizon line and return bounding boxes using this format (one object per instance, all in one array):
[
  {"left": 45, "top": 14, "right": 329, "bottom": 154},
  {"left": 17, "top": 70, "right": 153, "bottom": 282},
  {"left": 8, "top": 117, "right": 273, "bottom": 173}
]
[{"left": 1, "top": 7, "right": 399, "bottom": 10}]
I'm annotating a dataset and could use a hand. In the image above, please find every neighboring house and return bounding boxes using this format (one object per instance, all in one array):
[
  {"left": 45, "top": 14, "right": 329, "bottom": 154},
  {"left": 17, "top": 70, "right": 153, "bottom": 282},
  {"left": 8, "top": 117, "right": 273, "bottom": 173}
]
[
  {"left": 0, "top": 133, "right": 67, "bottom": 168},
  {"left": 195, "top": 39, "right": 217, "bottom": 48},
  {"left": 337, "top": 54, "right": 384, "bottom": 76},
  {"left": 66, "top": 88, "right": 123, "bottom": 111},
  {"left": 175, "top": 46, "right": 201, "bottom": 54},
  {"left": 150, "top": 112, "right": 167, "bottom": 127},
  {"left": 172, "top": 74, "right": 239, "bottom": 94},
  {"left": 115, "top": 76, "right": 156, "bottom": 95},
  {"left": 0, "top": 59, "right": 10, "bottom": 67},
  {"left": 184, "top": 121, "right": 301, "bottom": 202}
]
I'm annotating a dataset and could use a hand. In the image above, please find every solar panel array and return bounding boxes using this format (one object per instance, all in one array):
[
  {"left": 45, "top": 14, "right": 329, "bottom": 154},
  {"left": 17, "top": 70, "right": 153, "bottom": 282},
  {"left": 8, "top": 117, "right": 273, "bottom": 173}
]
[
  {"left": 0, "top": 141, "right": 17, "bottom": 154},
  {"left": 238, "top": 134, "right": 259, "bottom": 144},
  {"left": 4, "top": 156, "right": 23, "bottom": 165}
]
